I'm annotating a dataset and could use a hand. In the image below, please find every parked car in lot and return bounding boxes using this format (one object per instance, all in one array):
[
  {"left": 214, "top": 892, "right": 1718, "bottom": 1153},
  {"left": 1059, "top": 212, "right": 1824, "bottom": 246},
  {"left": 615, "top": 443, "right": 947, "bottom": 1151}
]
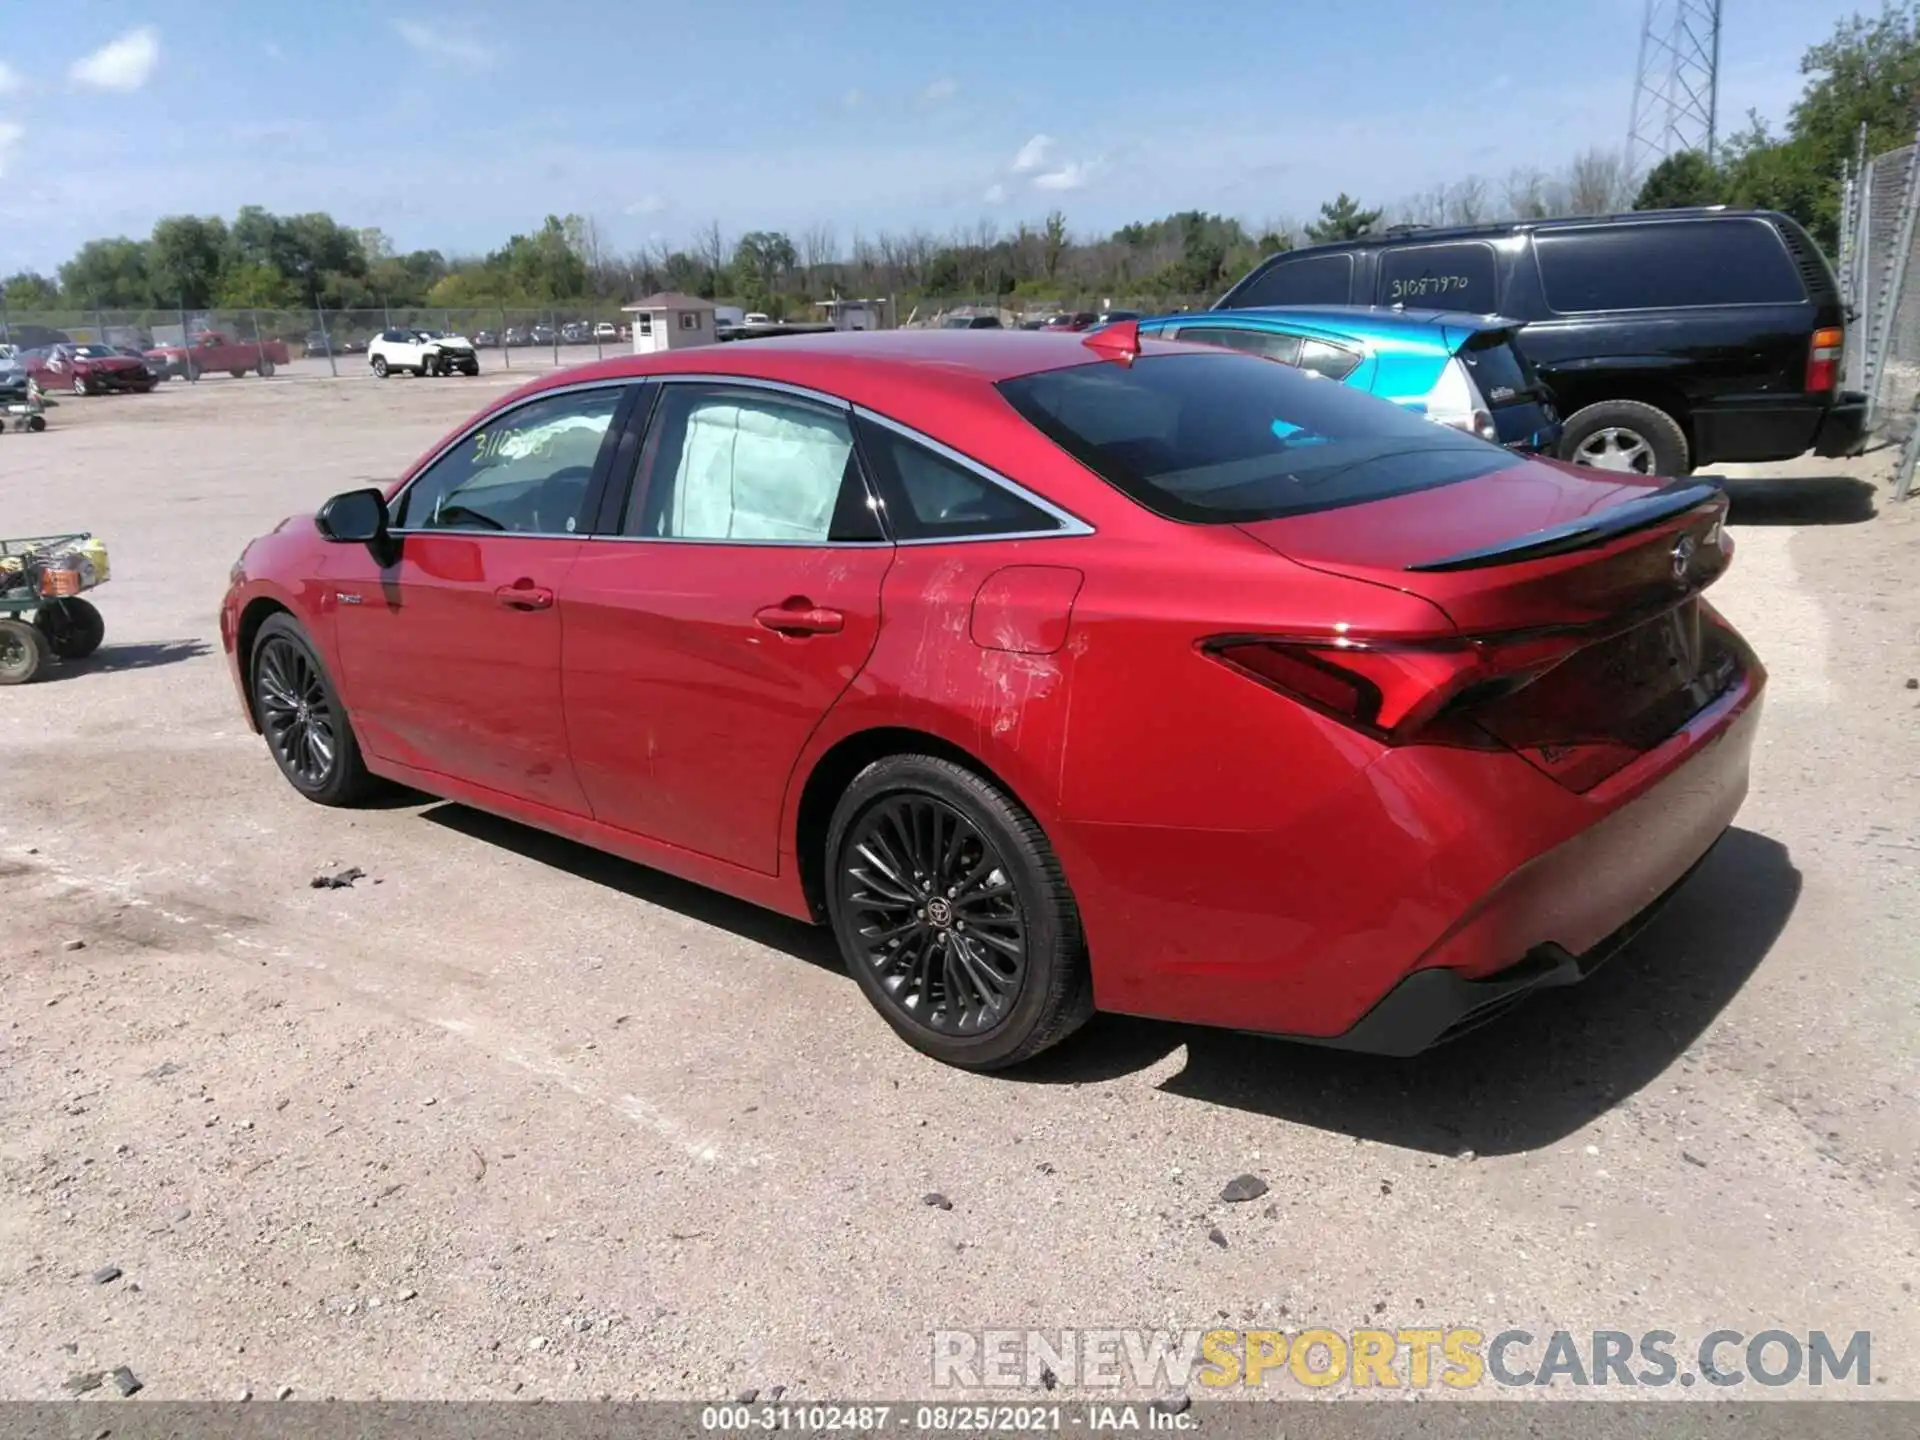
[
  {"left": 114, "top": 345, "right": 172, "bottom": 383},
  {"left": 1217, "top": 207, "right": 1861, "bottom": 475},
  {"left": 146, "top": 330, "right": 289, "bottom": 380},
  {"left": 594, "top": 322, "right": 618, "bottom": 342},
  {"left": 561, "top": 321, "right": 593, "bottom": 344},
  {"left": 367, "top": 328, "right": 480, "bottom": 378},
  {"left": 503, "top": 326, "right": 533, "bottom": 347},
  {"left": 21, "top": 343, "right": 155, "bottom": 394},
  {"left": 530, "top": 324, "right": 558, "bottom": 346},
  {"left": 1040, "top": 312, "right": 1100, "bottom": 332},
  {"left": 224, "top": 329, "right": 1762, "bottom": 1070},
  {"left": 1134, "top": 306, "right": 1562, "bottom": 453},
  {"left": 942, "top": 313, "right": 1002, "bottom": 329}
]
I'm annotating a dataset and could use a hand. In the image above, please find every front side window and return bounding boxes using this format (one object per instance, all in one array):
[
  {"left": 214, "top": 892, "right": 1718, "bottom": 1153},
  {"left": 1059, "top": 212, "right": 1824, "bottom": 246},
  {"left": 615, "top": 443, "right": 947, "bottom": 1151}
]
[
  {"left": 1165, "top": 325, "right": 1304, "bottom": 366},
  {"left": 1376, "top": 242, "right": 1499, "bottom": 309},
  {"left": 857, "top": 418, "right": 1062, "bottom": 541},
  {"left": 393, "top": 385, "right": 624, "bottom": 534},
  {"left": 998, "top": 352, "right": 1518, "bottom": 524},
  {"left": 626, "top": 385, "right": 877, "bottom": 543}
]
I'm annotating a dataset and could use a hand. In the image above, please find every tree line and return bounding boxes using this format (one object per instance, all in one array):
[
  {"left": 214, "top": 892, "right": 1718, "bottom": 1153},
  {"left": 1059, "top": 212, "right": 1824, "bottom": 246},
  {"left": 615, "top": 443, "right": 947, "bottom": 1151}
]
[{"left": 3, "top": 5, "right": 1905, "bottom": 320}]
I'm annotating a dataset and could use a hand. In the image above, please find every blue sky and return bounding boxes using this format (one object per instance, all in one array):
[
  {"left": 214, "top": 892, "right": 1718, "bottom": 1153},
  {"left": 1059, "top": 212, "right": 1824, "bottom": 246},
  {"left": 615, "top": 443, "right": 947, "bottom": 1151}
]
[{"left": 0, "top": 0, "right": 1862, "bottom": 272}]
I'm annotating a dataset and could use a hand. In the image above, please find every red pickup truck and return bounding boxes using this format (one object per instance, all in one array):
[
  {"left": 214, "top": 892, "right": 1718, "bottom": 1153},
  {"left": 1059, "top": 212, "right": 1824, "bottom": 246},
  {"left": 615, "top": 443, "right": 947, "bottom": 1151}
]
[{"left": 144, "top": 330, "right": 291, "bottom": 380}]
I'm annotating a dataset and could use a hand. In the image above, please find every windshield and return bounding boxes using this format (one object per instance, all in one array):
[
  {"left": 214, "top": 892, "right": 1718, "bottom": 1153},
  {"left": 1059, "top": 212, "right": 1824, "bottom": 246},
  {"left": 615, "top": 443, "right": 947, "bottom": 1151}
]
[
  {"left": 71, "top": 345, "right": 116, "bottom": 358},
  {"left": 997, "top": 351, "right": 1522, "bottom": 523}
]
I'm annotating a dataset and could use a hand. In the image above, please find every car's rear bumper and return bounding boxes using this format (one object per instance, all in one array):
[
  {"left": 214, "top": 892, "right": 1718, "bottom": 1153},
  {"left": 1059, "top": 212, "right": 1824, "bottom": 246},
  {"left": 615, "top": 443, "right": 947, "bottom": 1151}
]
[{"left": 1811, "top": 390, "right": 1867, "bottom": 457}]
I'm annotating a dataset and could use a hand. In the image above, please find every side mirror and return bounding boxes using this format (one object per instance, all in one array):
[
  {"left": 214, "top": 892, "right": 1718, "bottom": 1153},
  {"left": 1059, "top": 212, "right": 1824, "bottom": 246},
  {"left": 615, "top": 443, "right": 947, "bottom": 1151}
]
[{"left": 315, "top": 487, "right": 390, "bottom": 544}]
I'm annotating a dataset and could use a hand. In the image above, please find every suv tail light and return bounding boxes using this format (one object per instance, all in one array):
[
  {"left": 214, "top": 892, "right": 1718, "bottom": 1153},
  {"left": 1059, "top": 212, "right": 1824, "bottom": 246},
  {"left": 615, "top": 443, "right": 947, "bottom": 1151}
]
[
  {"left": 1420, "top": 356, "right": 1498, "bottom": 442},
  {"left": 1807, "top": 326, "right": 1843, "bottom": 394}
]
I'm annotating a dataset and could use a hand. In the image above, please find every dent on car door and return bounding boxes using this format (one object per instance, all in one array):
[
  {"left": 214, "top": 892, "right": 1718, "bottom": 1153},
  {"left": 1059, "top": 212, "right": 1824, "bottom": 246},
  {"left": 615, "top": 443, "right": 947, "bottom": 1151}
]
[
  {"left": 327, "top": 381, "right": 636, "bottom": 813},
  {"left": 561, "top": 381, "right": 896, "bottom": 873}
]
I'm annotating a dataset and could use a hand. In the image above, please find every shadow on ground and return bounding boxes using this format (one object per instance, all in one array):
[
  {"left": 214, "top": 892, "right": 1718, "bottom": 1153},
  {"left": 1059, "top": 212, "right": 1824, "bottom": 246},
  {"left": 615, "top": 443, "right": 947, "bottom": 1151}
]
[
  {"left": 43, "top": 638, "right": 213, "bottom": 680},
  {"left": 416, "top": 801, "right": 1796, "bottom": 1157},
  {"left": 1720, "top": 474, "right": 1877, "bottom": 526},
  {"left": 419, "top": 802, "right": 842, "bottom": 970},
  {"left": 1021, "top": 827, "right": 1799, "bottom": 1155}
]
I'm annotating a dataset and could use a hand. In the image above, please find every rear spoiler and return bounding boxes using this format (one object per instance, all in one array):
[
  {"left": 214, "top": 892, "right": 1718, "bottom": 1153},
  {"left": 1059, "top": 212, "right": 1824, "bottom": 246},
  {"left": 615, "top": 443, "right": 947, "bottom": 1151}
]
[{"left": 1405, "top": 477, "right": 1726, "bottom": 573}]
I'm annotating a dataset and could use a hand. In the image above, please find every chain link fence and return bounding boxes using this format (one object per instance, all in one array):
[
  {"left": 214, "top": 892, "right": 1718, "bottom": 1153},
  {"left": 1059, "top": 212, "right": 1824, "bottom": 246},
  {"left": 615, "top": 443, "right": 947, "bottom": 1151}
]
[{"left": 1836, "top": 130, "right": 1920, "bottom": 499}]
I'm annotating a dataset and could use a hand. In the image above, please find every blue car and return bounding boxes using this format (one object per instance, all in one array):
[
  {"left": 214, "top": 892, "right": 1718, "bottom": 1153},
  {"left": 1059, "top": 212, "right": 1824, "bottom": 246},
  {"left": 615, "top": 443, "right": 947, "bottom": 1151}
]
[{"left": 1133, "top": 305, "right": 1562, "bottom": 454}]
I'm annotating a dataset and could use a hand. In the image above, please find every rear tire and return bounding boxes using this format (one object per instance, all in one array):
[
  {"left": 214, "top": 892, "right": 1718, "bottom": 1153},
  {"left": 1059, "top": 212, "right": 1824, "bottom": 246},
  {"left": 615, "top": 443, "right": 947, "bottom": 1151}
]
[
  {"left": 1559, "top": 399, "right": 1690, "bottom": 477},
  {"left": 36, "top": 598, "right": 104, "bottom": 659},
  {"left": 0, "top": 618, "right": 49, "bottom": 684},
  {"left": 258, "top": 358, "right": 275, "bottom": 377},
  {"left": 825, "top": 755, "right": 1094, "bottom": 1071},
  {"left": 249, "top": 615, "right": 384, "bottom": 807}
]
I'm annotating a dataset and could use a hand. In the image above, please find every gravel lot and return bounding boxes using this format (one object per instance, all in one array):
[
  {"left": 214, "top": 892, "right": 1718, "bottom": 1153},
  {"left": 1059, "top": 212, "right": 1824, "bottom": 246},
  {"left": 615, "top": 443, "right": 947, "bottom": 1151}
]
[{"left": 2, "top": 371, "right": 1916, "bottom": 1403}]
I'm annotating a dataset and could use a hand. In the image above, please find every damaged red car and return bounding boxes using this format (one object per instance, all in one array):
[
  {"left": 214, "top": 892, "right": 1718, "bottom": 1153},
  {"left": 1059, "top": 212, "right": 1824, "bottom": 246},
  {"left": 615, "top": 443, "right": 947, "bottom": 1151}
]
[
  {"left": 21, "top": 342, "right": 156, "bottom": 395},
  {"left": 221, "top": 328, "right": 1763, "bottom": 1070}
]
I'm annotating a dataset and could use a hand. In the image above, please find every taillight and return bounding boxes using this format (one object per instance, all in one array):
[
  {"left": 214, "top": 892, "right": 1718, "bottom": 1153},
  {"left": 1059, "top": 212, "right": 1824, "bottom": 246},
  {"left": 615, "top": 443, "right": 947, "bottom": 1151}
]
[
  {"left": 1420, "top": 356, "right": 1499, "bottom": 442},
  {"left": 1202, "top": 634, "right": 1574, "bottom": 744},
  {"left": 1807, "top": 326, "right": 1842, "bottom": 393}
]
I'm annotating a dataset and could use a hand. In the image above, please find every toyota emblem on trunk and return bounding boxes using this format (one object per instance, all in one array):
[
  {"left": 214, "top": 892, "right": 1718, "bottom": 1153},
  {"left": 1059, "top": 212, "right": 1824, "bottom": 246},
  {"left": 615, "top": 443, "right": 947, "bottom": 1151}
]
[{"left": 1670, "top": 534, "right": 1697, "bottom": 586}]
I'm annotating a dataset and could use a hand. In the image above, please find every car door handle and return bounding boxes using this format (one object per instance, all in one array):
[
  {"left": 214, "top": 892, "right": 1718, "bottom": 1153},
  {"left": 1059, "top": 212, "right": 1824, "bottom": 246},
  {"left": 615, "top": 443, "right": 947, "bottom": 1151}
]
[
  {"left": 494, "top": 582, "right": 554, "bottom": 611},
  {"left": 754, "top": 601, "right": 845, "bottom": 636}
]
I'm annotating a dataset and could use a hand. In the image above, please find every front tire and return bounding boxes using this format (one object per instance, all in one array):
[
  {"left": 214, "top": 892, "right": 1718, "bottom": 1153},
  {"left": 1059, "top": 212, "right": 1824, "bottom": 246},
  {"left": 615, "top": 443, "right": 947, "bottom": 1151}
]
[
  {"left": 71, "top": 373, "right": 89, "bottom": 397},
  {"left": 825, "top": 755, "right": 1093, "bottom": 1070},
  {"left": 249, "top": 615, "right": 383, "bottom": 807},
  {"left": 371, "top": 356, "right": 389, "bottom": 379},
  {"left": 36, "top": 598, "right": 104, "bottom": 659},
  {"left": 0, "top": 619, "right": 49, "bottom": 684},
  {"left": 1560, "top": 399, "right": 1690, "bottom": 476}
]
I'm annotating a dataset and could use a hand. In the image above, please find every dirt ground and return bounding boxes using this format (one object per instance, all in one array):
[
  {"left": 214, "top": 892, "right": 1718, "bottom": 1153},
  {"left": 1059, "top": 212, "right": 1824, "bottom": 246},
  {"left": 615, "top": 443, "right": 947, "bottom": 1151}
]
[{"left": 1, "top": 369, "right": 1916, "bottom": 1403}]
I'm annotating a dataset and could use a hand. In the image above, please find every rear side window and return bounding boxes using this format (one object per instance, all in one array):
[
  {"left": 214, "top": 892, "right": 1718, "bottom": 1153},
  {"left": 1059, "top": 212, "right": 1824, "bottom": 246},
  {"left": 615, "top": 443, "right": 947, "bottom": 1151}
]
[
  {"left": 856, "top": 417, "right": 1062, "bottom": 541},
  {"left": 1377, "top": 242, "right": 1498, "bottom": 309},
  {"left": 1231, "top": 252, "right": 1354, "bottom": 307},
  {"left": 1535, "top": 219, "right": 1805, "bottom": 312},
  {"left": 997, "top": 352, "right": 1519, "bottom": 524},
  {"left": 1297, "top": 338, "right": 1362, "bottom": 381},
  {"left": 1166, "top": 325, "right": 1303, "bottom": 365}
]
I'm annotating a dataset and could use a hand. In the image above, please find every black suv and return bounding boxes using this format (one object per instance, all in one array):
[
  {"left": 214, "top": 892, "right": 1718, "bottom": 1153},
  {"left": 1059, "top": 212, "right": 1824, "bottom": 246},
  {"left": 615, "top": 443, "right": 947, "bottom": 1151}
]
[{"left": 1216, "top": 208, "right": 1863, "bottom": 476}]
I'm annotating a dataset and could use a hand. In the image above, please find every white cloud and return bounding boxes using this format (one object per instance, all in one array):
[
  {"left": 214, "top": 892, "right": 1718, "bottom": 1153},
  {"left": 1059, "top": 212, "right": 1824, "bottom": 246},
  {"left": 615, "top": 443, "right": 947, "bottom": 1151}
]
[
  {"left": 0, "top": 121, "right": 23, "bottom": 178},
  {"left": 1010, "top": 134, "right": 1054, "bottom": 173},
  {"left": 69, "top": 27, "right": 160, "bottom": 92},
  {"left": 983, "top": 182, "right": 1007, "bottom": 205},
  {"left": 840, "top": 88, "right": 863, "bottom": 110},
  {"left": 393, "top": 19, "right": 496, "bottom": 70},
  {"left": 1032, "top": 160, "right": 1097, "bottom": 192},
  {"left": 0, "top": 59, "right": 23, "bottom": 95},
  {"left": 921, "top": 77, "right": 958, "bottom": 103},
  {"left": 624, "top": 195, "right": 667, "bottom": 216}
]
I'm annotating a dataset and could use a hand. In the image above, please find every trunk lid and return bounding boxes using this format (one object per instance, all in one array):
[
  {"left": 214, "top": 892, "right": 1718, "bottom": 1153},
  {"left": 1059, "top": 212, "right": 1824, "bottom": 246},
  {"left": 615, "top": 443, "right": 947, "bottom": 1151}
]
[{"left": 1232, "top": 462, "right": 1745, "bottom": 792}]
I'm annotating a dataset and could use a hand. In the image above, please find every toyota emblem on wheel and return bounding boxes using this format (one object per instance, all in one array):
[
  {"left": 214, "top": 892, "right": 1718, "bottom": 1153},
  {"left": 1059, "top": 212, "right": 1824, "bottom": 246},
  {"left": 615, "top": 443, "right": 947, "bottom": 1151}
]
[{"left": 1671, "top": 534, "right": 1697, "bottom": 586}]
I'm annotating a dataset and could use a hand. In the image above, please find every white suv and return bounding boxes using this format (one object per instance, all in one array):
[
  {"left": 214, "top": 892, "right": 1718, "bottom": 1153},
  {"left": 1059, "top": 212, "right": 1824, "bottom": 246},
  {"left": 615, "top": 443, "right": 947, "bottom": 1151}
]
[{"left": 367, "top": 328, "right": 479, "bottom": 378}]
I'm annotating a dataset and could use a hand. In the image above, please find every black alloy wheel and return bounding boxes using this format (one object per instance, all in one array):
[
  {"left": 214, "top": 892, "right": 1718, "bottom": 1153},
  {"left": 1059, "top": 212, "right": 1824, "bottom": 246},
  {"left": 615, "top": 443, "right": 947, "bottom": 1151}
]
[
  {"left": 254, "top": 633, "right": 336, "bottom": 788},
  {"left": 826, "top": 755, "right": 1093, "bottom": 1069},
  {"left": 841, "top": 792, "right": 1028, "bottom": 1036}
]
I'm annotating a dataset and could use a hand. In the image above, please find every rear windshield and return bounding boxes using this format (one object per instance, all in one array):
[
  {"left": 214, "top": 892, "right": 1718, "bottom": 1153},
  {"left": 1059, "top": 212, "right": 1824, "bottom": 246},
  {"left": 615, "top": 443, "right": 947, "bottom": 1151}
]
[
  {"left": 997, "top": 352, "right": 1521, "bottom": 524},
  {"left": 1458, "top": 334, "right": 1534, "bottom": 405}
]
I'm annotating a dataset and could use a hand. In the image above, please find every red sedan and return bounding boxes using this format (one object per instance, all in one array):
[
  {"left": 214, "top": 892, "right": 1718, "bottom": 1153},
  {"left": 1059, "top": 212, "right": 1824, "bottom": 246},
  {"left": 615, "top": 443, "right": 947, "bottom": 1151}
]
[
  {"left": 22, "top": 342, "right": 156, "bottom": 395},
  {"left": 220, "top": 328, "right": 1763, "bottom": 1070}
]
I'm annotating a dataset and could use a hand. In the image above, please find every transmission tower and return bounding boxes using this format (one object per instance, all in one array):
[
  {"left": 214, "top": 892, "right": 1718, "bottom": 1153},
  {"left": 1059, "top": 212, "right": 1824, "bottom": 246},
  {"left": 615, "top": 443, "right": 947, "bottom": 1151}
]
[{"left": 1625, "top": 0, "right": 1724, "bottom": 181}]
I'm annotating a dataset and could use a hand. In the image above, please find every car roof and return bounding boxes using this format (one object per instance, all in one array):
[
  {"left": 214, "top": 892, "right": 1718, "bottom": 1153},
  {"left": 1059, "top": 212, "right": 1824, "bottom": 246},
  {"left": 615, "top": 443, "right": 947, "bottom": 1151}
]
[{"left": 1257, "top": 206, "right": 1785, "bottom": 259}]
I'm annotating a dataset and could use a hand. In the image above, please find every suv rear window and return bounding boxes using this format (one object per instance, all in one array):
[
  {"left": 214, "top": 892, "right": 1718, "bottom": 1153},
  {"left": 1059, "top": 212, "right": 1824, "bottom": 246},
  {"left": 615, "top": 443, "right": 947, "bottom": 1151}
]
[
  {"left": 1377, "top": 242, "right": 1498, "bottom": 309},
  {"left": 1230, "top": 253, "right": 1354, "bottom": 307},
  {"left": 1535, "top": 219, "right": 1805, "bottom": 312},
  {"left": 997, "top": 352, "right": 1520, "bottom": 524}
]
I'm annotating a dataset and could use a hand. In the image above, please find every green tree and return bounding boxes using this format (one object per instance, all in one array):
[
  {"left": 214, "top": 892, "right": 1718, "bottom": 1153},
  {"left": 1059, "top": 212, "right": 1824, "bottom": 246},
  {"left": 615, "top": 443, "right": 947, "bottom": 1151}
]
[
  {"left": 733, "top": 230, "right": 797, "bottom": 293},
  {"left": 215, "top": 262, "right": 299, "bottom": 310},
  {"left": 1042, "top": 210, "right": 1069, "bottom": 281},
  {"left": 1632, "top": 149, "right": 1725, "bottom": 210},
  {"left": 59, "top": 237, "right": 151, "bottom": 307},
  {"left": 1, "top": 271, "right": 62, "bottom": 308},
  {"left": 1304, "top": 193, "right": 1381, "bottom": 243},
  {"left": 487, "top": 216, "right": 587, "bottom": 301},
  {"left": 147, "top": 215, "right": 230, "bottom": 308}
]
